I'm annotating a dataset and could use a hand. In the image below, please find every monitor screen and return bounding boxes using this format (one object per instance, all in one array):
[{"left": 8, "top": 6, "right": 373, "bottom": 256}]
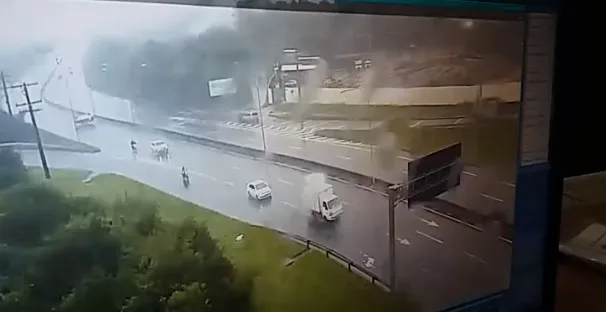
[{"left": 0, "top": 1, "right": 557, "bottom": 311}]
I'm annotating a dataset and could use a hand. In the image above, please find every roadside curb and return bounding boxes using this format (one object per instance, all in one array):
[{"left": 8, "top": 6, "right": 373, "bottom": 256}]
[{"left": 0, "top": 142, "right": 100, "bottom": 154}]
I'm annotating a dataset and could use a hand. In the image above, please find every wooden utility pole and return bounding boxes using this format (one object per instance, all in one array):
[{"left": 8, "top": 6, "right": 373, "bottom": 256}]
[
  {"left": 11, "top": 82, "right": 51, "bottom": 179},
  {"left": 1, "top": 71, "right": 13, "bottom": 115}
]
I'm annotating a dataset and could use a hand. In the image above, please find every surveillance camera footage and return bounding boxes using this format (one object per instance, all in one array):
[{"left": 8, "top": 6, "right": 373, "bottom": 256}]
[{"left": 0, "top": 0, "right": 525, "bottom": 311}]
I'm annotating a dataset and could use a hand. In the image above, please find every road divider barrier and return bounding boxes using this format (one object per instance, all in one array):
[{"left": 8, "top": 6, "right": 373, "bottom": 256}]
[
  {"left": 0, "top": 142, "right": 100, "bottom": 154},
  {"left": 276, "top": 229, "right": 391, "bottom": 292}
]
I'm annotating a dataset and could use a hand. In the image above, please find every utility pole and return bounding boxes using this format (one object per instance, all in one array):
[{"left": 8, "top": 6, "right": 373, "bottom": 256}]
[
  {"left": 64, "top": 67, "right": 80, "bottom": 142},
  {"left": 1, "top": 71, "right": 13, "bottom": 116},
  {"left": 256, "top": 77, "right": 268, "bottom": 153},
  {"left": 11, "top": 82, "right": 51, "bottom": 179}
]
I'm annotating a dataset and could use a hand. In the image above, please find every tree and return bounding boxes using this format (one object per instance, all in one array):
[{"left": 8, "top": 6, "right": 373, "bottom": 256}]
[
  {"left": 0, "top": 148, "right": 27, "bottom": 190},
  {"left": 0, "top": 185, "right": 75, "bottom": 247},
  {"left": 124, "top": 219, "right": 251, "bottom": 312},
  {"left": 0, "top": 184, "right": 251, "bottom": 312}
]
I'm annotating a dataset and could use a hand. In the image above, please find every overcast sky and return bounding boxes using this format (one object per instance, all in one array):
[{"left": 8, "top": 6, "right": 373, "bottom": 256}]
[{"left": 0, "top": 0, "right": 236, "bottom": 49}]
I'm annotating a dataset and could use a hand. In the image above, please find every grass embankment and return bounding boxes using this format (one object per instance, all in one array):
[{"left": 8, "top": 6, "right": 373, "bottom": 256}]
[{"left": 30, "top": 168, "right": 419, "bottom": 312}]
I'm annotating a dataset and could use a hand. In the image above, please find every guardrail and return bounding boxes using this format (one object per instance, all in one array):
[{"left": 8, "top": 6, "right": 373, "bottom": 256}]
[{"left": 275, "top": 229, "right": 391, "bottom": 292}]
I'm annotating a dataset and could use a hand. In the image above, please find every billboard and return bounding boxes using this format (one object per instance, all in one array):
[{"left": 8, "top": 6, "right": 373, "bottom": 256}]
[
  {"left": 407, "top": 143, "right": 463, "bottom": 205},
  {"left": 208, "top": 78, "right": 236, "bottom": 97}
]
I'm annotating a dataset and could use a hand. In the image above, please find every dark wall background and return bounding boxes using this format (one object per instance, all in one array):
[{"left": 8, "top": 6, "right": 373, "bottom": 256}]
[{"left": 550, "top": 0, "right": 592, "bottom": 177}]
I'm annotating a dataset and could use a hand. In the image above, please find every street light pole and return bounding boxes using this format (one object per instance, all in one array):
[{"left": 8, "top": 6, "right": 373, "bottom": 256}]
[
  {"left": 387, "top": 185, "right": 398, "bottom": 291},
  {"left": 256, "top": 78, "right": 268, "bottom": 154},
  {"left": 64, "top": 67, "right": 80, "bottom": 142}
]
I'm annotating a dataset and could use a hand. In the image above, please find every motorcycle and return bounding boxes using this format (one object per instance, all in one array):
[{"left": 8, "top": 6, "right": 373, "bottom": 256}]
[{"left": 182, "top": 173, "right": 190, "bottom": 188}]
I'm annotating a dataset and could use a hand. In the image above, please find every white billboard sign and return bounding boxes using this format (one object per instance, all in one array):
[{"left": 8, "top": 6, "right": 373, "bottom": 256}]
[{"left": 208, "top": 78, "right": 236, "bottom": 97}]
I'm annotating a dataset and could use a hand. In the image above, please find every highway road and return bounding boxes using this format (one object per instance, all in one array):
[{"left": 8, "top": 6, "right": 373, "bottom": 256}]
[
  {"left": 41, "top": 59, "right": 516, "bottom": 222},
  {"left": 11, "top": 52, "right": 513, "bottom": 310}
]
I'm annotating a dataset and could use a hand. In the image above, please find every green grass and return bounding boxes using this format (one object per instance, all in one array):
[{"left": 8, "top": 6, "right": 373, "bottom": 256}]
[{"left": 28, "top": 168, "right": 419, "bottom": 312}]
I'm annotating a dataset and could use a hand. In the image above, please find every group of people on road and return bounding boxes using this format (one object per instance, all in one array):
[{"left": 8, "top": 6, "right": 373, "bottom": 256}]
[{"left": 129, "top": 140, "right": 189, "bottom": 187}]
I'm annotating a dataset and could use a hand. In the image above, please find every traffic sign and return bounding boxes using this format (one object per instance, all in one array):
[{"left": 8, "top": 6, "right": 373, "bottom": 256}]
[{"left": 407, "top": 143, "right": 463, "bottom": 206}]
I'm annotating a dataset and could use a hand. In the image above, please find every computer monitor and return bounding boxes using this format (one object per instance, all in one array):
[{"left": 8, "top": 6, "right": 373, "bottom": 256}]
[{"left": 0, "top": 1, "right": 557, "bottom": 311}]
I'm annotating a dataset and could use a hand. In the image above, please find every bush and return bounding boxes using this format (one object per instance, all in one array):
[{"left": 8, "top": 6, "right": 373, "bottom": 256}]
[
  {"left": 0, "top": 148, "right": 27, "bottom": 190},
  {"left": 0, "top": 186, "right": 251, "bottom": 312}
]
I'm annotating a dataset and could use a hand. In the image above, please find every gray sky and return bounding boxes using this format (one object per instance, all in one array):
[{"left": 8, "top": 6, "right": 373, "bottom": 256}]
[{"left": 0, "top": 0, "right": 236, "bottom": 49}]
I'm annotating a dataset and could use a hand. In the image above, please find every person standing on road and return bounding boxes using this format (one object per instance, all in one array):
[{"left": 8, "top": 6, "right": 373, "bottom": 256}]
[{"left": 130, "top": 140, "right": 137, "bottom": 156}]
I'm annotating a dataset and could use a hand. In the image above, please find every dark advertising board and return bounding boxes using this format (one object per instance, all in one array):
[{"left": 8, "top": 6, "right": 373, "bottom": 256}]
[{"left": 407, "top": 143, "right": 462, "bottom": 205}]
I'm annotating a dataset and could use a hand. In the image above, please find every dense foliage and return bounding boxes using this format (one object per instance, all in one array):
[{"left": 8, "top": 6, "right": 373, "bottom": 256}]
[
  {"left": 0, "top": 148, "right": 27, "bottom": 190},
  {"left": 0, "top": 155, "right": 251, "bottom": 311}
]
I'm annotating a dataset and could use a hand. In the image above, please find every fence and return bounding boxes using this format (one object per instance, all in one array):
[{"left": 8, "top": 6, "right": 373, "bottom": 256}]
[{"left": 275, "top": 229, "right": 391, "bottom": 292}]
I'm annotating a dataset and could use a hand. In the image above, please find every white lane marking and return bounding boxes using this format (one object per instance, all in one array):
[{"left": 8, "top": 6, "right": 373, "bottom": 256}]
[
  {"left": 364, "top": 256, "right": 375, "bottom": 268},
  {"left": 419, "top": 218, "right": 439, "bottom": 227},
  {"left": 222, "top": 181, "right": 235, "bottom": 187},
  {"left": 198, "top": 173, "right": 218, "bottom": 181},
  {"left": 411, "top": 121, "right": 422, "bottom": 128},
  {"left": 464, "top": 171, "right": 478, "bottom": 177},
  {"left": 397, "top": 238, "right": 411, "bottom": 245},
  {"left": 482, "top": 193, "right": 504, "bottom": 202},
  {"left": 290, "top": 146, "right": 302, "bottom": 150},
  {"left": 278, "top": 178, "right": 293, "bottom": 185},
  {"left": 422, "top": 207, "right": 484, "bottom": 232},
  {"left": 232, "top": 165, "right": 241, "bottom": 170},
  {"left": 499, "top": 236, "right": 513, "bottom": 244},
  {"left": 337, "top": 155, "right": 351, "bottom": 160},
  {"left": 397, "top": 155, "right": 412, "bottom": 161},
  {"left": 415, "top": 230, "right": 444, "bottom": 244},
  {"left": 502, "top": 182, "right": 516, "bottom": 187},
  {"left": 464, "top": 251, "right": 489, "bottom": 264},
  {"left": 283, "top": 201, "right": 295, "bottom": 208},
  {"left": 342, "top": 201, "right": 351, "bottom": 205}
]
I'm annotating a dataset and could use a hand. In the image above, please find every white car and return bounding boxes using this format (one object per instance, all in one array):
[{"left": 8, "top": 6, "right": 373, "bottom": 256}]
[
  {"left": 247, "top": 180, "right": 272, "bottom": 200},
  {"left": 74, "top": 113, "right": 95, "bottom": 127},
  {"left": 150, "top": 140, "right": 169, "bottom": 155},
  {"left": 238, "top": 111, "right": 259, "bottom": 124}
]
